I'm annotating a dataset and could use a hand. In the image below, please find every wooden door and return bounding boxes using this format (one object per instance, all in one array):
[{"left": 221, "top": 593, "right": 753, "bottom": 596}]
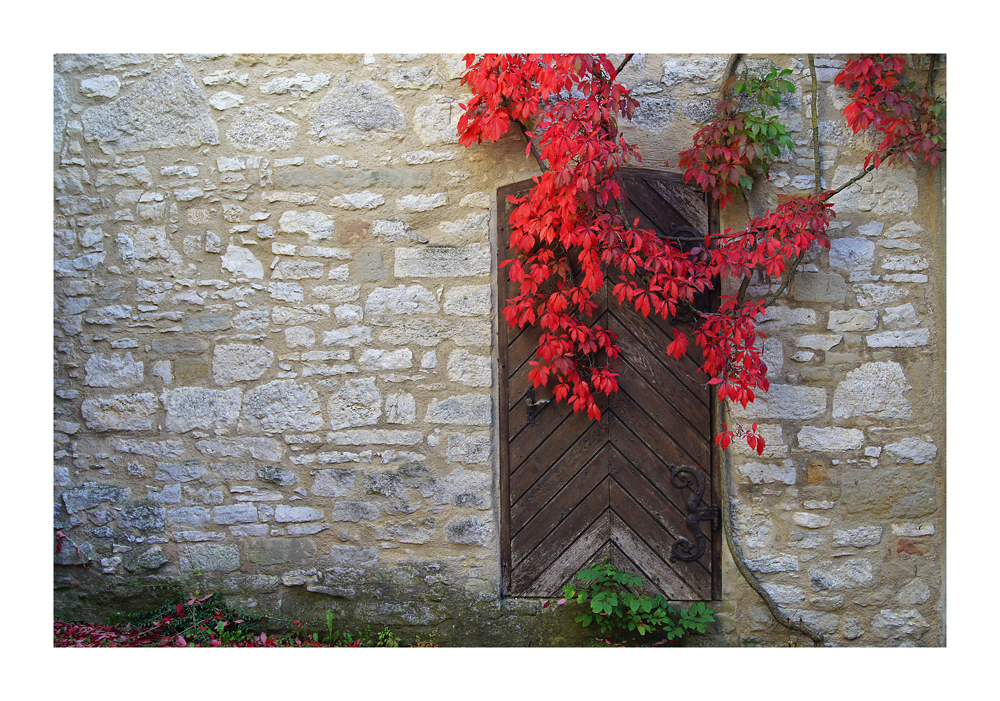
[{"left": 497, "top": 169, "right": 721, "bottom": 601}]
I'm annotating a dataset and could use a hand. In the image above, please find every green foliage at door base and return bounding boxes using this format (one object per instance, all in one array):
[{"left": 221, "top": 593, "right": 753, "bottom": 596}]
[{"left": 561, "top": 559, "right": 715, "bottom": 642}]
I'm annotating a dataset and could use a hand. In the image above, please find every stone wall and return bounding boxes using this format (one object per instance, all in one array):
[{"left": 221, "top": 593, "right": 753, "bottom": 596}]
[{"left": 53, "top": 53, "right": 945, "bottom": 646}]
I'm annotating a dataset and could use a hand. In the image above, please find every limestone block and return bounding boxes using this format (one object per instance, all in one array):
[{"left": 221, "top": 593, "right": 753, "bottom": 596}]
[
  {"left": 426, "top": 394, "right": 492, "bottom": 425},
  {"left": 895, "top": 579, "right": 931, "bottom": 606},
  {"left": 118, "top": 225, "right": 181, "bottom": 267},
  {"left": 447, "top": 349, "right": 492, "bottom": 387},
  {"left": 272, "top": 305, "right": 331, "bottom": 326},
  {"left": 791, "top": 272, "right": 847, "bottom": 304},
  {"left": 854, "top": 283, "right": 907, "bottom": 308},
  {"left": 829, "top": 237, "right": 875, "bottom": 271},
  {"left": 154, "top": 461, "right": 206, "bottom": 482},
  {"left": 330, "top": 501, "right": 381, "bottom": 522},
  {"left": 414, "top": 96, "right": 461, "bottom": 145},
  {"left": 830, "top": 165, "right": 918, "bottom": 215},
  {"left": 167, "top": 507, "right": 212, "bottom": 527},
  {"left": 870, "top": 609, "right": 929, "bottom": 641},
  {"left": 731, "top": 384, "right": 825, "bottom": 420},
  {"left": 80, "top": 75, "right": 121, "bottom": 98},
  {"left": 279, "top": 211, "right": 335, "bottom": 242},
  {"left": 221, "top": 245, "right": 264, "bottom": 279},
  {"left": 249, "top": 538, "right": 317, "bottom": 566},
  {"left": 841, "top": 466, "right": 937, "bottom": 518},
  {"left": 379, "top": 319, "right": 490, "bottom": 347},
  {"left": 866, "top": 329, "right": 929, "bottom": 348},
  {"left": 226, "top": 104, "right": 297, "bottom": 151},
  {"left": 746, "top": 554, "right": 799, "bottom": 573},
  {"left": 212, "top": 503, "right": 258, "bottom": 525},
  {"left": 808, "top": 558, "right": 875, "bottom": 591},
  {"left": 328, "top": 378, "right": 382, "bottom": 430},
  {"left": 312, "top": 468, "right": 357, "bottom": 497},
  {"left": 661, "top": 55, "right": 727, "bottom": 86},
  {"left": 365, "top": 285, "right": 439, "bottom": 315},
  {"left": 161, "top": 387, "right": 242, "bottom": 433},
  {"left": 833, "top": 526, "right": 883, "bottom": 548},
  {"left": 242, "top": 380, "right": 324, "bottom": 434},
  {"left": 395, "top": 244, "right": 490, "bottom": 278},
  {"left": 311, "top": 79, "right": 404, "bottom": 143},
  {"left": 359, "top": 349, "right": 413, "bottom": 370},
  {"left": 82, "top": 392, "right": 158, "bottom": 431},
  {"left": 62, "top": 482, "right": 130, "bottom": 513},
  {"left": 828, "top": 309, "right": 878, "bottom": 332},
  {"left": 330, "top": 191, "right": 384, "bottom": 210},
  {"left": 796, "top": 334, "right": 843, "bottom": 351},
  {"left": 81, "top": 64, "right": 218, "bottom": 153},
  {"left": 761, "top": 584, "right": 805, "bottom": 605},
  {"left": 330, "top": 545, "right": 378, "bottom": 567},
  {"left": 445, "top": 515, "right": 493, "bottom": 545},
  {"left": 84, "top": 352, "right": 143, "bottom": 388},
  {"left": 444, "top": 435, "right": 489, "bottom": 467},
  {"left": 384, "top": 392, "right": 417, "bottom": 424},
  {"left": 884, "top": 437, "right": 938, "bottom": 464},
  {"left": 118, "top": 503, "right": 166, "bottom": 531},
  {"left": 833, "top": 362, "right": 912, "bottom": 419},
  {"left": 443, "top": 285, "right": 491, "bottom": 317},
  {"left": 423, "top": 468, "right": 491, "bottom": 510},
  {"left": 274, "top": 505, "right": 323, "bottom": 523},
  {"left": 326, "top": 430, "right": 422, "bottom": 446},
  {"left": 285, "top": 326, "right": 316, "bottom": 348},
  {"left": 195, "top": 436, "right": 282, "bottom": 462},
  {"left": 213, "top": 344, "right": 274, "bottom": 385},
  {"left": 322, "top": 325, "right": 372, "bottom": 347},
  {"left": 272, "top": 260, "right": 325, "bottom": 279},
  {"left": 737, "top": 460, "right": 796, "bottom": 485},
  {"left": 797, "top": 426, "right": 864, "bottom": 452},
  {"left": 261, "top": 72, "right": 331, "bottom": 96},
  {"left": 179, "top": 543, "right": 240, "bottom": 573},
  {"left": 397, "top": 193, "right": 447, "bottom": 212},
  {"left": 793, "top": 512, "right": 831, "bottom": 529}
]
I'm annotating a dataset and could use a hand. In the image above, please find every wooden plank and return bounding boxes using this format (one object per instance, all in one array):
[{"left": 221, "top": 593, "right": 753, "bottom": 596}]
[
  {"left": 511, "top": 413, "right": 608, "bottom": 522},
  {"left": 609, "top": 445, "right": 690, "bottom": 544},
  {"left": 609, "top": 511, "right": 703, "bottom": 600},
  {"left": 611, "top": 387, "right": 708, "bottom": 467},
  {"left": 612, "top": 316, "right": 710, "bottom": 432},
  {"left": 646, "top": 178, "right": 709, "bottom": 234},
  {"left": 509, "top": 396, "right": 588, "bottom": 472},
  {"left": 521, "top": 511, "right": 611, "bottom": 597},
  {"left": 512, "top": 444, "right": 611, "bottom": 565},
  {"left": 610, "top": 482, "right": 711, "bottom": 597},
  {"left": 620, "top": 175, "right": 691, "bottom": 239},
  {"left": 511, "top": 478, "right": 610, "bottom": 593}
]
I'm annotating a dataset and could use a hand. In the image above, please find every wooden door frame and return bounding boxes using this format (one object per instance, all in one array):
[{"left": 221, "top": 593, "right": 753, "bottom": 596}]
[{"left": 496, "top": 169, "right": 721, "bottom": 600}]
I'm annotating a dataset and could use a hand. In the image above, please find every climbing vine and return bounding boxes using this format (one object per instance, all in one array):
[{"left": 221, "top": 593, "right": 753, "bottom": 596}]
[{"left": 458, "top": 53, "right": 945, "bottom": 454}]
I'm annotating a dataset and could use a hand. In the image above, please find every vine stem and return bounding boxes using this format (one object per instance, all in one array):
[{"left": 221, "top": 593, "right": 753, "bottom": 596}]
[{"left": 718, "top": 55, "right": 827, "bottom": 646}]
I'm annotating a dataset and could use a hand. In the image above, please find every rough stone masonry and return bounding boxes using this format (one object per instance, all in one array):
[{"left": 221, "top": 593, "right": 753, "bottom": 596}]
[{"left": 53, "top": 53, "right": 945, "bottom": 646}]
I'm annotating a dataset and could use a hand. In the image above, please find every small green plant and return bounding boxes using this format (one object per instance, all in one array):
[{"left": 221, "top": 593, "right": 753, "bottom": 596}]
[{"left": 561, "top": 559, "right": 715, "bottom": 644}]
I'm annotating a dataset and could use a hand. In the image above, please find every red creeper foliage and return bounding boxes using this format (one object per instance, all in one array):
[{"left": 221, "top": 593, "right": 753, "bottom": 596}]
[{"left": 459, "top": 54, "right": 943, "bottom": 456}]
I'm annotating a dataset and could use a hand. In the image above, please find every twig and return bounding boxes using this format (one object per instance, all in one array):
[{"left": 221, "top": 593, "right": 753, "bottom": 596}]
[
  {"left": 808, "top": 55, "right": 821, "bottom": 192},
  {"left": 516, "top": 119, "right": 546, "bottom": 172},
  {"left": 615, "top": 53, "right": 635, "bottom": 77}
]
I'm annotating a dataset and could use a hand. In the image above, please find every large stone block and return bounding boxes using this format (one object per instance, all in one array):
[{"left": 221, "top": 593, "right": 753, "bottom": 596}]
[
  {"left": 249, "top": 538, "right": 317, "bottom": 566},
  {"left": 312, "top": 468, "right": 357, "bottom": 497},
  {"left": 161, "top": 387, "right": 242, "bottom": 433},
  {"left": 213, "top": 344, "right": 274, "bottom": 385},
  {"left": 447, "top": 349, "right": 492, "bottom": 387},
  {"left": 426, "top": 394, "right": 492, "bottom": 425},
  {"left": 365, "top": 285, "right": 438, "bottom": 315},
  {"left": 62, "top": 482, "right": 130, "bottom": 514},
  {"left": 443, "top": 285, "right": 491, "bottom": 317},
  {"left": 394, "top": 244, "right": 491, "bottom": 278},
  {"left": 797, "top": 426, "right": 864, "bottom": 452},
  {"left": 841, "top": 466, "right": 938, "bottom": 518},
  {"left": 830, "top": 165, "right": 919, "bottom": 215},
  {"left": 808, "top": 558, "right": 875, "bottom": 591},
  {"left": 84, "top": 352, "right": 143, "bottom": 388},
  {"left": 445, "top": 515, "right": 493, "bottom": 545},
  {"left": 241, "top": 380, "right": 324, "bottom": 434},
  {"left": 328, "top": 378, "right": 382, "bottom": 430},
  {"left": 179, "top": 543, "right": 240, "bottom": 573},
  {"left": 81, "top": 393, "right": 158, "bottom": 431},
  {"left": 311, "top": 79, "right": 404, "bottom": 144},
  {"left": 81, "top": 63, "right": 218, "bottom": 153},
  {"left": 226, "top": 104, "right": 297, "bottom": 151},
  {"left": 832, "top": 362, "right": 912, "bottom": 419},
  {"left": 731, "top": 384, "right": 826, "bottom": 420},
  {"left": 378, "top": 319, "right": 490, "bottom": 347}
]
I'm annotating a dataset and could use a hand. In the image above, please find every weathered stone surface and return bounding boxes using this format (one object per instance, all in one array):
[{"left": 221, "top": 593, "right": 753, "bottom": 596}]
[
  {"left": 866, "top": 329, "right": 930, "bottom": 348},
  {"left": 84, "top": 352, "right": 143, "bottom": 388},
  {"left": 326, "top": 429, "right": 422, "bottom": 446},
  {"left": 275, "top": 505, "right": 324, "bottom": 523},
  {"left": 828, "top": 309, "right": 878, "bottom": 332},
  {"left": 62, "top": 482, "right": 130, "bottom": 513},
  {"left": 118, "top": 502, "right": 166, "bottom": 531},
  {"left": 833, "top": 361, "right": 912, "bottom": 419},
  {"left": 248, "top": 538, "right": 316, "bottom": 566},
  {"left": 761, "top": 584, "right": 805, "bottom": 605},
  {"left": 242, "top": 380, "right": 324, "bottom": 433},
  {"left": 213, "top": 344, "right": 274, "bottom": 385},
  {"left": 884, "top": 437, "right": 938, "bottom": 464},
  {"left": 446, "top": 434, "right": 491, "bottom": 464},
  {"left": 830, "top": 165, "right": 919, "bottom": 215},
  {"left": 793, "top": 512, "right": 831, "bottom": 529},
  {"left": 226, "top": 104, "right": 297, "bottom": 151},
  {"left": 737, "top": 460, "right": 796, "bottom": 485},
  {"left": 797, "top": 426, "right": 864, "bottom": 452},
  {"left": 193, "top": 437, "right": 281, "bottom": 462},
  {"left": 423, "top": 468, "right": 491, "bottom": 509},
  {"left": 791, "top": 272, "right": 847, "bottom": 304},
  {"left": 397, "top": 193, "right": 447, "bottom": 212},
  {"left": 154, "top": 461, "right": 206, "bottom": 483},
  {"left": 414, "top": 96, "right": 461, "bottom": 145},
  {"left": 118, "top": 225, "right": 181, "bottom": 268},
  {"left": 330, "top": 501, "right": 380, "bottom": 522},
  {"left": 394, "top": 244, "right": 491, "bottom": 278},
  {"left": 732, "top": 384, "right": 825, "bottom": 420},
  {"left": 365, "top": 285, "right": 438, "bottom": 315},
  {"left": 384, "top": 392, "right": 417, "bottom": 424},
  {"left": 895, "top": 578, "right": 931, "bottom": 606},
  {"left": 379, "top": 319, "right": 490, "bottom": 347},
  {"left": 808, "top": 559, "right": 875, "bottom": 591},
  {"left": 359, "top": 349, "right": 413, "bottom": 371},
  {"left": 80, "top": 75, "right": 122, "bottom": 98},
  {"left": 136, "top": 545, "right": 169, "bottom": 569},
  {"left": 443, "top": 285, "right": 491, "bottom": 317},
  {"left": 213, "top": 503, "right": 259, "bottom": 525},
  {"left": 328, "top": 378, "right": 382, "bottom": 430},
  {"left": 54, "top": 73, "right": 68, "bottom": 152},
  {"left": 221, "top": 245, "right": 264, "bottom": 278},
  {"left": 829, "top": 237, "right": 875, "bottom": 271},
  {"left": 179, "top": 543, "right": 240, "bottom": 573},
  {"left": 870, "top": 609, "right": 929, "bottom": 641},
  {"left": 445, "top": 515, "right": 493, "bottom": 545},
  {"left": 162, "top": 387, "right": 242, "bottom": 432},
  {"left": 312, "top": 468, "right": 356, "bottom": 497},
  {"left": 285, "top": 326, "right": 316, "bottom": 348},
  {"left": 311, "top": 79, "right": 404, "bottom": 143},
  {"left": 426, "top": 394, "right": 492, "bottom": 425},
  {"left": 261, "top": 72, "right": 330, "bottom": 96},
  {"left": 322, "top": 325, "right": 373, "bottom": 347},
  {"left": 833, "top": 526, "right": 883, "bottom": 548},
  {"left": 796, "top": 334, "right": 843, "bottom": 351},
  {"left": 330, "top": 545, "right": 379, "bottom": 567},
  {"left": 82, "top": 64, "right": 218, "bottom": 153},
  {"left": 81, "top": 393, "right": 158, "bottom": 431},
  {"left": 279, "top": 210, "right": 335, "bottom": 242},
  {"left": 841, "top": 466, "right": 938, "bottom": 518},
  {"left": 447, "top": 349, "right": 492, "bottom": 387}
]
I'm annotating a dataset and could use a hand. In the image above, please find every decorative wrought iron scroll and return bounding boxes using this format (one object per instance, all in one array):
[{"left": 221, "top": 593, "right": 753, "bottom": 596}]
[{"left": 668, "top": 465, "right": 718, "bottom": 563}]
